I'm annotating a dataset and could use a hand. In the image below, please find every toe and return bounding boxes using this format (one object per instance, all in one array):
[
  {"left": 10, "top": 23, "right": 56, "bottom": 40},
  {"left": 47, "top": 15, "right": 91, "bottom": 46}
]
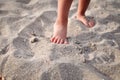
[
  {"left": 64, "top": 39, "right": 68, "bottom": 44},
  {"left": 53, "top": 38, "right": 58, "bottom": 43},
  {"left": 56, "top": 39, "right": 61, "bottom": 44},
  {"left": 89, "top": 20, "right": 95, "bottom": 27},
  {"left": 82, "top": 20, "right": 90, "bottom": 27},
  {"left": 85, "top": 22, "right": 90, "bottom": 27},
  {"left": 60, "top": 39, "right": 64, "bottom": 44}
]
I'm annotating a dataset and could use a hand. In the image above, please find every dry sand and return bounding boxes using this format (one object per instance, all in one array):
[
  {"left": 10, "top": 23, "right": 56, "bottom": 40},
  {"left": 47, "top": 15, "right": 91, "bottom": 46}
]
[{"left": 0, "top": 0, "right": 120, "bottom": 80}]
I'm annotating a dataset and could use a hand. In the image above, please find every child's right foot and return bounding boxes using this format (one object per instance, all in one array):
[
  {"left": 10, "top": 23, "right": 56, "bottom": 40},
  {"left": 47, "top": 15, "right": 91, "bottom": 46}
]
[{"left": 50, "top": 22, "right": 68, "bottom": 44}]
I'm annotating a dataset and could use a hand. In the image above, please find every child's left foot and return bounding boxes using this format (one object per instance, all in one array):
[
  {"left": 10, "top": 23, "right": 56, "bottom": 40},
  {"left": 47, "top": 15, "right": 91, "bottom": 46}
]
[{"left": 76, "top": 15, "right": 95, "bottom": 28}]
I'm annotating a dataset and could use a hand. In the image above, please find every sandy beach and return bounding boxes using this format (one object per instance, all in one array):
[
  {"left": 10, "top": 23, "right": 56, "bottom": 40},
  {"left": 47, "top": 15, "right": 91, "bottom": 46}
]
[{"left": 0, "top": 0, "right": 120, "bottom": 80}]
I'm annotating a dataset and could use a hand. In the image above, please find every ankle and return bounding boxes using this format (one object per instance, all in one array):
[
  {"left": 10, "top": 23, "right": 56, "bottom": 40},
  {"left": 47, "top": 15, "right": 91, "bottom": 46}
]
[
  {"left": 76, "top": 13, "right": 85, "bottom": 17},
  {"left": 55, "top": 18, "right": 68, "bottom": 26},
  {"left": 76, "top": 14, "right": 86, "bottom": 20}
]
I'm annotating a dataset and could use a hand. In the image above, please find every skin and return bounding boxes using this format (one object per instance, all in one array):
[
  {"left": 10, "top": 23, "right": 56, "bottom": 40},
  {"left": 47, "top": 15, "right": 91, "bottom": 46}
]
[{"left": 51, "top": 0, "right": 95, "bottom": 44}]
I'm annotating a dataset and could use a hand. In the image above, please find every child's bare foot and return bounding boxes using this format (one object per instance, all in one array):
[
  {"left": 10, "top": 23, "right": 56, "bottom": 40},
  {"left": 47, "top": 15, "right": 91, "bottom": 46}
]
[
  {"left": 76, "top": 15, "right": 95, "bottom": 28},
  {"left": 50, "top": 22, "right": 68, "bottom": 44}
]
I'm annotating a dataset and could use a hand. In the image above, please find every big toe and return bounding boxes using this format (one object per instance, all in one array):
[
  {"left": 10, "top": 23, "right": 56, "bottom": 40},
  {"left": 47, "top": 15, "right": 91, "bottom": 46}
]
[{"left": 88, "top": 20, "right": 95, "bottom": 27}]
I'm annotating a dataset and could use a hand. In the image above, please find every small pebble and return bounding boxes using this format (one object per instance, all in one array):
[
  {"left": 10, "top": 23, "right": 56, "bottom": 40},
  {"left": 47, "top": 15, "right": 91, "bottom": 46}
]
[{"left": 30, "top": 37, "right": 39, "bottom": 43}]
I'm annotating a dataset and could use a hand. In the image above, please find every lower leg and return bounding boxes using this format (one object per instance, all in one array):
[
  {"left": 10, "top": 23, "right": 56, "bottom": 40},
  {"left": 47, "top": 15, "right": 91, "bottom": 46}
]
[
  {"left": 51, "top": 0, "right": 73, "bottom": 44},
  {"left": 77, "top": 0, "right": 90, "bottom": 16},
  {"left": 56, "top": 0, "right": 73, "bottom": 25}
]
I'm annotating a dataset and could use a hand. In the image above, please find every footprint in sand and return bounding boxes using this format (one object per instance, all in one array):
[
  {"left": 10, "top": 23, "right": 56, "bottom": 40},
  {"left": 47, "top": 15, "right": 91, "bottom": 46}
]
[
  {"left": 40, "top": 10, "right": 57, "bottom": 25},
  {"left": 94, "top": 51, "right": 115, "bottom": 64},
  {"left": 0, "top": 10, "right": 8, "bottom": 15},
  {"left": 13, "top": 49, "right": 34, "bottom": 59},
  {"left": 41, "top": 63, "right": 83, "bottom": 80}
]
